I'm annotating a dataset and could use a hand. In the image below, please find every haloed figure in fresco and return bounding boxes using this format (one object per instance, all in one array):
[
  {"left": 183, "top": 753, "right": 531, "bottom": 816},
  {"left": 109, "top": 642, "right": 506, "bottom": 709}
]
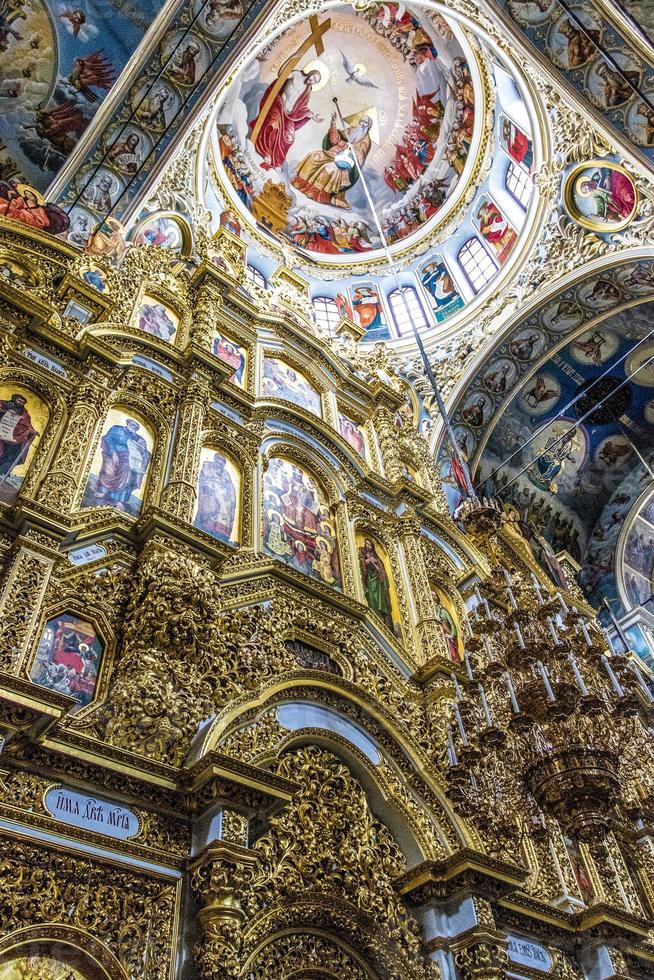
[
  {"left": 358, "top": 537, "right": 396, "bottom": 632},
  {"left": 84, "top": 418, "right": 151, "bottom": 516},
  {"left": 0, "top": 392, "right": 39, "bottom": 501},
  {"left": 31, "top": 613, "right": 103, "bottom": 707}
]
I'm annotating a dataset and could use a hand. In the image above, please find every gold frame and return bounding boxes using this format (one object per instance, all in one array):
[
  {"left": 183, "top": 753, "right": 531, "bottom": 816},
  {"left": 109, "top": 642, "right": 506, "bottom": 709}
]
[{"left": 563, "top": 159, "right": 639, "bottom": 233}]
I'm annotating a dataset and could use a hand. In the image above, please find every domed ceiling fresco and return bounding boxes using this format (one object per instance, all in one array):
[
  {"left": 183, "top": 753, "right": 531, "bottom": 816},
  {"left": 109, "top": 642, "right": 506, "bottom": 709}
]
[{"left": 212, "top": 3, "right": 481, "bottom": 265}]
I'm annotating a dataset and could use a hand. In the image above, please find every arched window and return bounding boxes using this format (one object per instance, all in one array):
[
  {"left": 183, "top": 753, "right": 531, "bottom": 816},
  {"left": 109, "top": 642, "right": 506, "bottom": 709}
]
[
  {"left": 387, "top": 286, "right": 429, "bottom": 335},
  {"left": 312, "top": 296, "right": 340, "bottom": 334},
  {"left": 457, "top": 237, "right": 497, "bottom": 293},
  {"left": 505, "top": 160, "right": 533, "bottom": 209},
  {"left": 245, "top": 264, "right": 266, "bottom": 288}
]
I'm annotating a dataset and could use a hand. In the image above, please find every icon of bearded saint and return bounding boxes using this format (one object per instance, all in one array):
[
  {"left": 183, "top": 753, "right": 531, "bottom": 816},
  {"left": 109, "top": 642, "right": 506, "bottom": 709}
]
[{"left": 292, "top": 112, "right": 373, "bottom": 209}]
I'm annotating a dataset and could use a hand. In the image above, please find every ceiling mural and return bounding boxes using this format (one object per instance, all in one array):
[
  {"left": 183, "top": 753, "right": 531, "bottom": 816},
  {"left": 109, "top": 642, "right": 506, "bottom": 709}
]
[
  {"left": 50, "top": 0, "right": 272, "bottom": 244},
  {"left": 0, "top": 0, "right": 167, "bottom": 192},
  {"left": 501, "top": 0, "right": 654, "bottom": 163},
  {"left": 437, "top": 260, "right": 654, "bottom": 588},
  {"left": 613, "top": 1, "right": 654, "bottom": 49},
  {"left": 211, "top": 3, "right": 481, "bottom": 265}
]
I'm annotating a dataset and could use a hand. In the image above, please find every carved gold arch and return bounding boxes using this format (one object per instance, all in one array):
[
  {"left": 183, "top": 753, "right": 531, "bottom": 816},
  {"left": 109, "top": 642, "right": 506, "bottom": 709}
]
[
  {"left": 0, "top": 924, "right": 129, "bottom": 980},
  {"left": 200, "top": 672, "right": 473, "bottom": 851}
]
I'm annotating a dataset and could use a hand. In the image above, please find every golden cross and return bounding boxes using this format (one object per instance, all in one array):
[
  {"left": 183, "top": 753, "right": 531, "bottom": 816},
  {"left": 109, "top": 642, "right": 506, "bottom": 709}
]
[{"left": 250, "top": 15, "right": 331, "bottom": 147}]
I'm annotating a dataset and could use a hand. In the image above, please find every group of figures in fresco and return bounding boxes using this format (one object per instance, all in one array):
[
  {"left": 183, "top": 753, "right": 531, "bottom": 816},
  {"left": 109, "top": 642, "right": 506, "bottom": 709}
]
[
  {"left": 505, "top": 0, "right": 654, "bottom": 153},
  {"left": 217, "top": 3, "right": 477, "bottom": 258}
]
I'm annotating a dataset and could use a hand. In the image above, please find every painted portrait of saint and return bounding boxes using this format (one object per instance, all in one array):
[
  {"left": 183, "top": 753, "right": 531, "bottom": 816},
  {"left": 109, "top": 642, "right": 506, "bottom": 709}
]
[
  {"left": 433, "top": 589, "right": 463, "bottom": 662},
  {"left": 0, "top": 386, "right": 48, "bottom": 504},
  {"left": 567, "top": 165, "right": 637, "bottom": 231},
  {"left": 193, "top": 448, "right": 240, "bottom": 545},
  {"left": 357, "top": 533, "right": 401, "bottom": 635},
  {"left": 81, "top": 409, "right": 153, "bottom": 517},
  {"left": 474, "top": 195, "right": 517, "bottom": 265},
  {"left": 0, "top": 182, "right": 70, "bottom": 234},
  {"left": 350, "top": 283, "right": 390, "bottom": 340},
  {"left": 135, "top": 298, "right": 179, "bottom": 342},
  {"left": 107, "top": 127, "right": 148, "bottom": 175},
  {"left": 420, "top": 258, "right": 464, "bottom": 322},
  {"left": 134, "top": 215, "right": 186, "bottom": 252},
  {"left": 339, "top": 414, "right": 367, "bottom": 459},
  {"left": 499, "top": 113, "right": 533, "bottom": 171},
  {"left": 213, "top": 331, "right": 246, "bottom": 385},
  {"left": 263, "top": 457, "right": 341, "bottom": 589},
  {"left": 262, "top": 357, "right": 321, "bottom": 415},
  {"left": 30, "top": 612, "right": 104, "bottom": 707}
]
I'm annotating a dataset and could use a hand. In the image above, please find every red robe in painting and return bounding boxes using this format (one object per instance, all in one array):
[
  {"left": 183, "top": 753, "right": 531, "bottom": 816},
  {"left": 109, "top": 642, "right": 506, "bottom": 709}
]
[
  {"left": 250, "top": 73, "right": 315, "bottom": 170},
  {"left": 508, "top": 128, "right": 530, "bottom": 165}
]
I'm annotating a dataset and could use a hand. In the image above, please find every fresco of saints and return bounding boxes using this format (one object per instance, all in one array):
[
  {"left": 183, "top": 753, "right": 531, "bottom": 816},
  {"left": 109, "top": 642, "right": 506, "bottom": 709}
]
[
  {"left": 434, "top": 593, "right": 462, "bottom": 662},
  {"left": 0, "top": 391, "right": 42, "bottom": 502},
  {"left": 137, "top": 302, "right": 178, "bottom": 342},
  {"left": 250, "top": 63, "right": 323, "bottom": 170},
  {"left": 82, "top": 415, "right": 152, "bottom": 517},
  {"left": 0, "top": 954, "right": 88, "bottom": 979},
  {"left": 358, "top": 537, "right": 396, "bottom": 632},
  {"left": 475, "top": 197, "right": 517, "bottom": 264},
  {"left": 292, "top": 113, "right": 373, "bottom": 209},
  {"left": 194, "top": 451, "right": 239, "bottom": 544},
  {"left": 262, "top": 358, "right": 321, "bottom": 415},
  {"left": 262, "top": 459, "right": 341, "bottom": 589},
  {"left": 108, "top": 132, "right": 142, "bottom": 174},
  {"left": 31, "top": 613, "right": 104, "bottom": 707}
]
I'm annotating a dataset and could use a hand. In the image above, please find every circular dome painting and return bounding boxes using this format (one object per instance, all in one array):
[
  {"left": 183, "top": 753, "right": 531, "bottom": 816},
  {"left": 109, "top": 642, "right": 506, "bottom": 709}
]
[{"left": 213, "top": 3, "right": 480, "bottom": 265}]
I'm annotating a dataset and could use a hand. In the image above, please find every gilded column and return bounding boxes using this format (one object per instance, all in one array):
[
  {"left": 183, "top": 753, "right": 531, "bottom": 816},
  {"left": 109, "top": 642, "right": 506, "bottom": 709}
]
[
  {"left": 372, "top": 406, "right": 404, "bottom": 483},
  {"left": 161, "top": 376, "right": 210, "bottom": 522},
  {"left": 334, "top": 499, "right": 357, "bottom": 598},
  {"left": 0, "top": 528, "right": 60, "bottom": 673},
  {"left": 37, "top": 382, "right": 107, "bottom": 513},
  {"left": 190, "top": 841, "right": 259, "bottom": 979},
  {"left": 191, "top": 281, "right": 222, "bottom": 350},
  {"left": 399, "top": 516, "right": 448, "bottom": 665}
]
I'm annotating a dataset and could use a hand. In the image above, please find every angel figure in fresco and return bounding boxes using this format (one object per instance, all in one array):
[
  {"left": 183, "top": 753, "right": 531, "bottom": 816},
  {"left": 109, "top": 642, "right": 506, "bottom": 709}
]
[
  {"left": 67, "top": 52, "right": 115, "bottom": 103},
  {"left": 195, "top": 453, "right": 237, "bottom": 544},
  {"left": 292, "top": 113, "right": 373, "bottom": 209},
  {"left": 556, "top": 18, "right": 599, "bottom": 68},
  {"left": 249, "top": 63, "right": 323, "bottom": 170},
  {"left": 359, "top": 538, "right": 395, "bottom": 631}
]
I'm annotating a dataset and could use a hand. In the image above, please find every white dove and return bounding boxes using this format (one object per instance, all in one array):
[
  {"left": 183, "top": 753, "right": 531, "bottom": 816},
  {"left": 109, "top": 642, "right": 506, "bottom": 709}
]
[{"left": 341, "top": 51, "right": 379, "bottom": 89}]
